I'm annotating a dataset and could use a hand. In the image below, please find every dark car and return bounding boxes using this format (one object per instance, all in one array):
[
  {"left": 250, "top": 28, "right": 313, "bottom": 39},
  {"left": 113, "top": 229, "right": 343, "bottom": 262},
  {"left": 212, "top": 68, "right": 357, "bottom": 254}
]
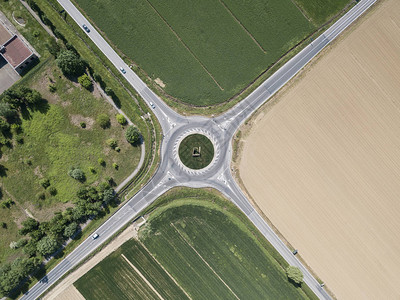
[{"left": 82, "top": 24, "right": 90, "bottom": 33}]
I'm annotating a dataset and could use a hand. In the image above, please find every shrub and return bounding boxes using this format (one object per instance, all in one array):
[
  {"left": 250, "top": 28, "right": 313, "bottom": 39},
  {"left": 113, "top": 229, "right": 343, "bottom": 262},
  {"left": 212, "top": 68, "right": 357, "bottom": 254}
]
[
  {"left": 93, "top": 72, "right": 102, "bottom": 83},
  {"left": 39, "top": 178, "right": 50, "bottom": 189},
  {"left": 68, "top": 167, "right": 85, "bottom": 182},
  {"left": 98, "top": 158, "right": 105, "bottom": 166},
  {"left": 23, "top": 240, "right": 37, "bottom": 257},
  {"left": 97, "top": 113, "right": 110, "bottom": 129},
  {"left": 56, "top": 50, "right": 85, "bottom": 76},
  {"left": 0, "top": 222, "right": 6, "bottom": 229},
  {"left": 16, "top": 135, "right": 24, "bottom": 144},
  {"left": 49, "top": 186, "right": 57, "bottom": 196},
  {"left": 36, "top": 192, "right": 45, "bottom": 200},
  {"left": 78, "top": 74, "right": 92, "bottom": 89},
  {"left": 116, "top": 114, "right": 127, "bottom": 125},
  {"left": 89, "top": 166, "right": 96, "bottom": 174},
  {"left": 9, "top": 241, "right": 18, "bottom": 249},
  {"left": 286, "top": 266, "right": 303, "bottom": 285},
  {"left": 105, "top": 87, "right": 113, "bottom": 96},
  {"left": 48, "top": 84, "right": 56, "bottom": 93},
  {"left": 106, "top": 138, "right": 117, "bottom": 149},
  {"left": 15, "top": 238, "right": 27, "bottom": 248},
  {"left": 33, "top": 30, "right": 40, "bottom": 37},
  {"left": 125, "top": 126, "right": 140, "bottom": 144},
  {"left": 115, "top": 146, "right": 120, "bottom": 152},
  {"left": 112, "top": 163, "right": 118, "bottom": 170},
  {"left": 80, "top": 122, "right": 86, "bottom": 128},
  {"left": 1, "top": 198, "right": 14, "bottom": 209}
]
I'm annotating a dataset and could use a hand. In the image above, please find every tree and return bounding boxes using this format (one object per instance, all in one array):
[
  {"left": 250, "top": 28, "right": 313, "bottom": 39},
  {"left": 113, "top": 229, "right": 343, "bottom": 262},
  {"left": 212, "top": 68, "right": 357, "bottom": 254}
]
[
  {"left": 64, "top": 222, "right": 78, "bottom": 238},
  {"left": 105, "top": 87, "right": 113, "bottom": 96},
  {"left": 125, "top": 125, "right": 140, "bottom": 144},
  {"left": 49, "top": 186, "right": 57, "bottom": 196},
  {"left": 97, "top": 113, "right": 110, "bottom": 129},
  {"left": 23, "top": 240, "right": 37, "bottom": 257},
  {"left": 0, "top": 102, "right": 16, "bottom": 119},
  {"left": 106, "top": 138, "right": 117, "bottom": 149},
  {"left": 56, "top": 50, "right": 85, "bottom": 76},
  {"left": 68, "top": 167, "right": 85, "bottom": 182},
  {"left": 116, "top": 114, "right": 127, "bottom": 125},
  {"left": 103, "top": 188, "right": 115, "bottom": 203},
  {"left": 45, "top": 38, "right": 60, "bottom": 57},
  {"left": 0, "top": 119, "right": 9, "bottom": 133},
  {"left": 286, "top": 266, "right": 303, "bottom": 285},
  {"left": 19, "top": 218, "right": 39, "bottom": 235},
  {"left": 78, "top": 74, "right": 92, "bottom": 89},
  {"left": 2, "top": 87, "right": 42, "bottom": 109},
  {"left": 36, "top": 236, "right": 58, "bottom": 256}
]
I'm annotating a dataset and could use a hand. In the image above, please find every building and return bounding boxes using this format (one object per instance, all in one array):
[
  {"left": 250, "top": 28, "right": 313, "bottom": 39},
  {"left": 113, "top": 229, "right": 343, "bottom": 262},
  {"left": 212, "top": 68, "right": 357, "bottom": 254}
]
[{"left": 0, "top": 21, "right": 37, "bottom": 74}]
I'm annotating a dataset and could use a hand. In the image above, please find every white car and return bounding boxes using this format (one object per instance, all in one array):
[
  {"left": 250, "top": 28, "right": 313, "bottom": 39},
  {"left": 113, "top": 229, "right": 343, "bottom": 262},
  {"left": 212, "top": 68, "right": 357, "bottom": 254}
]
[
  {"left": 92, "top": 233, "right": 99, "bottom": 240},
  {"left": 120, "top": 67, "right": 126, "bottom": 74},
  {"left": 150, "top": 102, "right": 156, "bottom": 109}
]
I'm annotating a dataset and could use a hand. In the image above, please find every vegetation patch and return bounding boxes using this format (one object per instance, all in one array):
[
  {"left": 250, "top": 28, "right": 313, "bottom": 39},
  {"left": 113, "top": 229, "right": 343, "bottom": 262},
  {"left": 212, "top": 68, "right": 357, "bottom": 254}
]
[
  {"left": 75, "top": 188, "right": 316, "bottom": 299},
  {"left": 178, "top": 134, "right": 214, "bottom": 170}
]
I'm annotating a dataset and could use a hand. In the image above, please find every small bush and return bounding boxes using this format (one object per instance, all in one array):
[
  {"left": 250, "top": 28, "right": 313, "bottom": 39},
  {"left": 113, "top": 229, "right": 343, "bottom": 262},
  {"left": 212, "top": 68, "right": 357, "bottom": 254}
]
[
  {"left": 115, "top": 146, "right": 120, "bottom": 152},
  {"left": 78, "top": 74, "right": 92, "bottom": 90},
  {"left": 9, "top": 241, "right": 18, "bottom": 249},
  {"left": 97, "top": 113, "right": 110, "bottom": 129},
  {"left": 112, "top": 163, "right": 118, "bottom": 170},
  {"left": 36, "top": 192, "right": 45, "bottom": 200},
  {"left": 33, "top": 30, "right": 40, "bottom": 37},
  {"left": 68, "top": 167, "right": 85, "bottom": 182},
  {"left": 116, "top": 114, "right": 127, "bottom": 125},
  {"left": 24, "top": 158, "right": 32, "bottom": 165},
  {"left": 16, "top": 135, "right": 24, "bottom": 144},
  {"left": 98, "top": 158, "right": 105, "bottom": 166},
  {"left": 93, "top": 73, "right": 102, "bottom": 83},
  {"left": 106, "top": 138, "right": 117, "bottom": 149},
  {"left": 89, "top": 166, "right": 96, "bottom": 174},
  {"left": 39, "top": 178, "right": 50, "bottom": 189},
  {"left": 48, "top": 84, "right": 56, "bottom": 93},
  {"left": 105, "top": 87, "right": 113, "bottom": 96},
  {"left": 1, "top": 198, "right": 14, "bottom": 208},
  {"left": 0, "top": 222, "right": 6, "bottom": 229},
  {"left": 49, "top": 186, "right": 57, "bottom": 196},
  {"left": 80, "top": 122, "right": 86, "bottom": 128}
]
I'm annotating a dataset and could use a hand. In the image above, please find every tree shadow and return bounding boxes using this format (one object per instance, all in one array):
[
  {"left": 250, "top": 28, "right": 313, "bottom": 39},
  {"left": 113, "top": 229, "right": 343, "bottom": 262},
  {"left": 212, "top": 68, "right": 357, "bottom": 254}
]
[{"left": 0, "top": 164, "right": 8, "bottom": 177}]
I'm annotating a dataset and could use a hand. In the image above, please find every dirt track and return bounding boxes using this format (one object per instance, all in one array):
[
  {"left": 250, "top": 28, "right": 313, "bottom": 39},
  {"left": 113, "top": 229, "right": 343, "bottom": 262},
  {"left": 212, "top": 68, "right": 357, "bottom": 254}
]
[{"left": 239, "top": 0, "right": 400, "bottom": 299}]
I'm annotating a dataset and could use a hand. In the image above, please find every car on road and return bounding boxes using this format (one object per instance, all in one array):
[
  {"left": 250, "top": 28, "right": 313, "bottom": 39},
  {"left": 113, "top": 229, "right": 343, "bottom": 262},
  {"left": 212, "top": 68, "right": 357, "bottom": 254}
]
[
  {"left": 92, "top": 233, "right": 99, "bottom": 240},
  {"left": 150, "top": 102, "right": 156, "bottom": 109},
  {"left": 82, "top": 24, "right": 90, "bottom": 33},
  {"left": 120, "top": 67, "right": 126, "bottom": 74}
]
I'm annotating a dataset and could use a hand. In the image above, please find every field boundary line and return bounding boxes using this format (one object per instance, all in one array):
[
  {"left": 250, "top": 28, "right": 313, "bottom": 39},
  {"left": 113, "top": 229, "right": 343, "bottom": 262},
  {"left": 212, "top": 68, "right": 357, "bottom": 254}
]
[
  {"left": 290, "top": 0, "right": 312, "bottom": 22},
  {"left": 170, "top": 223, "right": 240, "bottom": 300},
  {"left": 218, "top": 0, "right": 266, "bottom": 53},
  {"left": 121, "top": 254, "right": 165, "bottom": 300},
  {"left": 139, "top": 241, "right": 193, "bottom": 300},
  {"left": 144, "top": 0, "right": 224, "bottom": 91}
]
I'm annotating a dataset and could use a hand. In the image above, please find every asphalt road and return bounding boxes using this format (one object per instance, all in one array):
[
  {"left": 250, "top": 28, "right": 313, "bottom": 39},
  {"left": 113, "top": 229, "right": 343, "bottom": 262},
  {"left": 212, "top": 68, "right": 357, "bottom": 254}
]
[{"left": 21, "top": 0, "right": 376, "bottom": 299}]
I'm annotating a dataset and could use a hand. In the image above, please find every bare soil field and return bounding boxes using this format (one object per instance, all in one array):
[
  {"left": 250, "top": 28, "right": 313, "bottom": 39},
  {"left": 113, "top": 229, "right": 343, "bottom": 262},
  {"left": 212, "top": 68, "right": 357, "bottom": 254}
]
[{"left": 239, "top": 0, "right": 400, "bottom": 299}]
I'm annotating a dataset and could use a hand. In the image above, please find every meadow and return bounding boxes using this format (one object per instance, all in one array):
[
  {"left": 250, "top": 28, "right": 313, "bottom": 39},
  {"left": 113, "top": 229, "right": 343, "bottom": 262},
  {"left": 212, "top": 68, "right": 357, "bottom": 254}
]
[
  {"left": 75, "top": 188, "right": 316, "bottom": 299},
  {"left": 74, "top": 0, "right": 319, "bottom": 106}
]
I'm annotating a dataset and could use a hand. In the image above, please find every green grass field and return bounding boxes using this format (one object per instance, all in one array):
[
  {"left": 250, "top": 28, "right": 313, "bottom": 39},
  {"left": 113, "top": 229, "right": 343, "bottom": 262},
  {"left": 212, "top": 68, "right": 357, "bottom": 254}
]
[
  {"left": 75, "top": 188, "right": 317, "bottom": 300},
  {"left": 294, "top": 0, "right": 352, "bottom": 25},
  {"left": 178, "top": 134, "right": 214, "bottom": 169},
  {"left": 74, "top": 0, "right": 317, "bottom": 106}
]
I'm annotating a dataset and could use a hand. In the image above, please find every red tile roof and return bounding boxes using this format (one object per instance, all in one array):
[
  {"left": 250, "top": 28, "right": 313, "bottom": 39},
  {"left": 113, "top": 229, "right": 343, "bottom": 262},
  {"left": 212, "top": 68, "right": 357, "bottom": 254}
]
[{"left": 2, "top": 36, "right": 32, "bottom": 68}]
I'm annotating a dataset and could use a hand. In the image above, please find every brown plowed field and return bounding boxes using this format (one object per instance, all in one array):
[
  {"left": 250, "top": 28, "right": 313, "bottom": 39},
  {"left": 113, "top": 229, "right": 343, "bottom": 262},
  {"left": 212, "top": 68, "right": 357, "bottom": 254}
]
[{"left": 239, "top": 0, "right": 400, "bottom": 299}]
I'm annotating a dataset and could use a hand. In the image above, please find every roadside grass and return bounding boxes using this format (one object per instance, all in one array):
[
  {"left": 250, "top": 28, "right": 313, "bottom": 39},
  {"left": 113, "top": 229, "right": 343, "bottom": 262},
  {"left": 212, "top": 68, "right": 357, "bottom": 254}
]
[
  {"left": 75, "top": 188, "right": 317, "bottom": 300},
  {"left": 294, "top": 0, "right": 354, "bottom": 26},
  {"left": 0, "top": 203, "right": 24, "bottom": 263},
  {"left": 178, "top": 134, "right": 214, "bottom": 170},
  {"left": 74, "top": 0, "right": 314, "bottom": 106}
]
